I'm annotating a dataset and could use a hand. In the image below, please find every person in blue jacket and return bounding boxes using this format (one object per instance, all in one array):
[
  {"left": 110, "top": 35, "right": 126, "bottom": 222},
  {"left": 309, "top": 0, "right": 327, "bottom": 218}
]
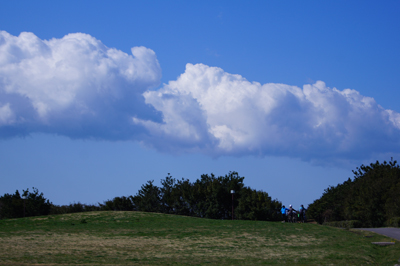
[
  {"left": 281, "top": 205, "right": 289, "bottom": 222},
  {"left": 299, "top": 204, "right": 306, "bottom": 223}
]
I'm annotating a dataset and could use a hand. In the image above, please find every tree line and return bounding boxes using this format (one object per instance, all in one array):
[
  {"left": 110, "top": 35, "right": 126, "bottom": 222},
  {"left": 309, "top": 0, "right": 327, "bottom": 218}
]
[
  {"left": 307, "top": 159, "right": 400, "bottom": 227},
  {"left": 0, "top": 171, "right": 282, "bottom": 221}
]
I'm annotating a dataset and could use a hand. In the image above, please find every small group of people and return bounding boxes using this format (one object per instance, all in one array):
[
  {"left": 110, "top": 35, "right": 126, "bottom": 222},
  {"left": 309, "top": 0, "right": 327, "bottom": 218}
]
[{"left": 281, "top": 204, "right": 306, "bottom": 223}]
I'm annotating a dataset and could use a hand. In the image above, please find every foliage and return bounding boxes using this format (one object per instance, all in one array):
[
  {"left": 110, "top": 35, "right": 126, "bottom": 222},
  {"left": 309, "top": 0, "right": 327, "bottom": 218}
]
[
  {"left": 131, "top": 171, "right": 282, "bottom": 221},
  {"left": 190, "top": 172, "right": 244, "bottom": 219},
  {"left": 101, "top": 196, "right": 135, "bottom": 211},
  {"left": 0, "top": 187, "right": 51, "bottom": 219},
  {"left": 236, "top": 187, "right": 281, "bottom": 221},
  {"left": 50, "top": 202, "right": 102, "bottom": 215},
  {"left": 1, "top": 171, "right": 281, "bottom": 221},
  {"left": 308, "top": 159, "right": 400, "bottom": 227},
  {"left": 132, "top": 180, "right": 161, "bottom": 212},
  {"left": 385, "top": 217, "right": 400, "bottom": 227}
]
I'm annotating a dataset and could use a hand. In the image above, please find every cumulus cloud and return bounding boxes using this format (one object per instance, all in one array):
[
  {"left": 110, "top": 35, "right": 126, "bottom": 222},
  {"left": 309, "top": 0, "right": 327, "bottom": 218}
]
[
  {"left": 1, "top": 30, "right": 399, "bottom": 163},
  {"left": 0, "top": 30, "right": 161, "bottom": 139},
  {"left": 134, "top": 63, "right": 400, "bottom": 162}
]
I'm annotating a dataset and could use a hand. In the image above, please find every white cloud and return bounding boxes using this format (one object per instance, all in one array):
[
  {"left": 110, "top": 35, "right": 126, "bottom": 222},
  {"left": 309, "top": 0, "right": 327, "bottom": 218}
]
[
  {"left": 135, "top": 63, "right": 400, "bottom": 162},
  {"left": 0, "top": 30, "right": 161, "bottom": 139},
  {"left": 1, "top": 30, "right": 398, "bottom": 163}
]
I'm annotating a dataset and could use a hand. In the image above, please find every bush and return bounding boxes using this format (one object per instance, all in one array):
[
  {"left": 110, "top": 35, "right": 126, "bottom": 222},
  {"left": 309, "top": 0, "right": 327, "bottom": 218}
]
[
  {"left": 50, "top": 202, "right": 103, "bottom": 215},
  {"left": 385, "top": 217, "right": 400, "bottom": 227},
  {"left": 308, "top": 159, "right": 400, "bottom": 227},
  {"left": 101, "top": 196, "right": 135, "bottom": 211},
  {"left": 0, "top": 188, "right": 51, "bottom": 219}
]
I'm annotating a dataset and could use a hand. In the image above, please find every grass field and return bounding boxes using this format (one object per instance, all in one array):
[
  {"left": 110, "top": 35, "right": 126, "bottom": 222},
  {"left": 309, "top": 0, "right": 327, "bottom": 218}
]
[{"left": 0, "top": 211, "right": 399, "bottom": 265}]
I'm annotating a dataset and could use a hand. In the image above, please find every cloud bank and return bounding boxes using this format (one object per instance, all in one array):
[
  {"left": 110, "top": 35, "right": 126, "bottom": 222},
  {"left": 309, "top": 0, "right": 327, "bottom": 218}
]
[
  {"left": 1, "top": 31, "right": 399, "bottom": 163},
  {"left": 0, "top": 30, "right": 161, "bottom": 139},
  {"left": 135, "top": 64, "right": 400, "bottom": 162}
]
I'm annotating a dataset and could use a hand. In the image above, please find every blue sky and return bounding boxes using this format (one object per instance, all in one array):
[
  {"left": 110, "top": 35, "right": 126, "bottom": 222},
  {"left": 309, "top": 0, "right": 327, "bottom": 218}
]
[{"left": 1, "top": 1, "right": 399, "bottom": 208}]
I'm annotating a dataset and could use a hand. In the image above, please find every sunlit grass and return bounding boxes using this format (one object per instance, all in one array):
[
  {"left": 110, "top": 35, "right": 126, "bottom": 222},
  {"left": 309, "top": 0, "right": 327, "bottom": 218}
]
[{"left": 0, "top": 211, "right": 399, "bottom": 265}]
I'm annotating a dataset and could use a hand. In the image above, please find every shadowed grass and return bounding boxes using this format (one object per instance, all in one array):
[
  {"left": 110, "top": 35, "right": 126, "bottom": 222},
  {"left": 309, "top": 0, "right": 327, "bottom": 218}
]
[{"left": 0, "top": 211, "right": 399, "bottom": 265}]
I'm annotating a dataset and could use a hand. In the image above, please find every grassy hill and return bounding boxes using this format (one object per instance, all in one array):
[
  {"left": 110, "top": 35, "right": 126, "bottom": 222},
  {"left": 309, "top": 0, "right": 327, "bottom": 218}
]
[{"left": 0, "top": 211, "right": 399, "bottom": 265}]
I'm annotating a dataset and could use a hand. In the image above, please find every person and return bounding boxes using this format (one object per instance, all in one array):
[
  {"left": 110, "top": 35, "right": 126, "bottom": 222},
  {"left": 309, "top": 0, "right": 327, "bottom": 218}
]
[
  {"left": 288, "top": 205, "right": 297, "bottom": 222},
  {"left": 299, "top": 204, "right": 306, "bottom": 223},
  {"left": 281, "top": 205, "right": 289, "bottom": 222}
]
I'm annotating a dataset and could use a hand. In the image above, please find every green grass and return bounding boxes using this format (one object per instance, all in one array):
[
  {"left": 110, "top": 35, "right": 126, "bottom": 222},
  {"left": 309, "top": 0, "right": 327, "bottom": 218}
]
[{"left": 0, "top": 211, "right": 399, "bottom": 265}]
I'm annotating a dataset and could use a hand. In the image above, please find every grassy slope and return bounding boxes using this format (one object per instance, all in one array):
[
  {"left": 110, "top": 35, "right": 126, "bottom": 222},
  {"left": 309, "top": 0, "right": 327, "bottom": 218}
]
[{"left": 0, "top": 211, "right": 399, "bottom": 265}]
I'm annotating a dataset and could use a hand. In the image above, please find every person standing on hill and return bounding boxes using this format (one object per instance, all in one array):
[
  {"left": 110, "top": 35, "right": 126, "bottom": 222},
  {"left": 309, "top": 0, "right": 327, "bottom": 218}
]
[
  {"left": 281, "top": 205, "right": 289, "bottom": 222},
  {"left": 299, "top": 204, "right": 306, "bottom": 223},
  {"left": 288, "top": 205, "right": 297, "bottom": 222}
]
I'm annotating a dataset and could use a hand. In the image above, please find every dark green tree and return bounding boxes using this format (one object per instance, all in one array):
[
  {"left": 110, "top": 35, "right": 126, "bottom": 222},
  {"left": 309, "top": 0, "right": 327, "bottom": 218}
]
[
  {"left": 50, "top": 202, "right": 102, "bottom": 214},
  {"left": 190, "top": 172, "right": 245, "bottom": 219},
  {"left": 170, "top": 178, "right": 193, "bottom": 216},
  {"left": 159, "top": 173, "right": 176, "bottom": 214},
  {"left": 130, "top": 171, "right": 280, "bottom": 221},
  {"left": 307, "top": 178, "right": 352, "bottom": 224},
  {"left": 345, "top": 159, "right": 400, "bottom": 227},
  {"left": 102, "top": 196, "right": 135, "bottom": 211},
  {"left": 0, "top": 190, "right": 22, "bottom": 219},
  {"left": 132, "top": 180, "right": 161, "bottom": 212},
  {"left": 0, "top": 187, "right": 51, "bottom": 219},
  {"left": 308, "top": 159, "right": 400, "bottom": 227},
  {"left": 22, "top": 187, "right": 52, "bottom": 218},
  {"left": 236, "top": 187, "right": 281, "bottom": 221}
]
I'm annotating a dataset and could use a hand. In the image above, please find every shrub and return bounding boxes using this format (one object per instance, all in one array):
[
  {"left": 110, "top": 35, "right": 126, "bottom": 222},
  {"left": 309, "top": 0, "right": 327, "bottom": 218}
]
[
  {"left": 0, "top": 188, "right": 51, "bottom": 219},
  {"left": 385, "top": 217, "right": 400, "bottom": 227}
]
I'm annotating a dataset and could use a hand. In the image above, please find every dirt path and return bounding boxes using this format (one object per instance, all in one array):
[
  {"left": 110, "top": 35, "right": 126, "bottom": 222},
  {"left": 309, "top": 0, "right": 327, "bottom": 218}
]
[{"left": 356, "top": 227, "right": 400, "bottom": 241}]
